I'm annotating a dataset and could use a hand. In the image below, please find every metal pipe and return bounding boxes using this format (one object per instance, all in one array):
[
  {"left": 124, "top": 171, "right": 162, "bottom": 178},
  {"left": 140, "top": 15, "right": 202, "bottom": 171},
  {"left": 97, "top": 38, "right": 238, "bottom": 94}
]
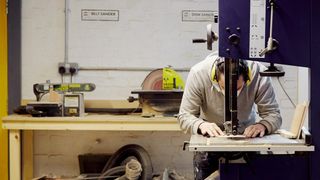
[
  {"left": 78, "top": 66, "right": 190, "bottom": 72},
  {"left": 230, "top": 59, "right": 239, "bottom": 135},
  {"left": 224, "top": 58, "right": 231, "bottom": 128},
  {"left": 224, "top": 58, "right": 239, "bottom": 135},
  {"left": 269, "top": 0, "right": 274, "bottom": 38},
  {"left": 64, "top": 0, "right": 70, "bottom": 63}
]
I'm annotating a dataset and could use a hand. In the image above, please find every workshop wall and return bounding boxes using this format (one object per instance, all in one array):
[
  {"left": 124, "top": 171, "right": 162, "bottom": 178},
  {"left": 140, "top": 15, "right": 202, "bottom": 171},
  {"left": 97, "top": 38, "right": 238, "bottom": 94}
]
[
  {"left": 22, "top": 0, "right": 218, "bottom": 100},
  {"left": 20, "top": 0, "right": 305, "bottom": 178},
  {"left": 272, "top": 65, "right": 299, "bottom": 129}
]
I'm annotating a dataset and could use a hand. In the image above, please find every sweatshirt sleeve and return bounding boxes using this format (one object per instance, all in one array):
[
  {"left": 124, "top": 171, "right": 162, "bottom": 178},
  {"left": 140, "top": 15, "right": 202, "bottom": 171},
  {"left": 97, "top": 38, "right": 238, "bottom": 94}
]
[
  {"left": 177, "top": 69, "right": 205, "bottom": 134},
  {"left": 255, "top": 76, "right": 282, "bottom": 134}
]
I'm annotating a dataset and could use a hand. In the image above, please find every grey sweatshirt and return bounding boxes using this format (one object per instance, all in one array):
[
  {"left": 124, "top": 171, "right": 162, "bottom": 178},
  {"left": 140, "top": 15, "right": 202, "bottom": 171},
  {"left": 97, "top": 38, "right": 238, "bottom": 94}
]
[{"left": 178, "top": 53, "right": 282, "bottom": 135}]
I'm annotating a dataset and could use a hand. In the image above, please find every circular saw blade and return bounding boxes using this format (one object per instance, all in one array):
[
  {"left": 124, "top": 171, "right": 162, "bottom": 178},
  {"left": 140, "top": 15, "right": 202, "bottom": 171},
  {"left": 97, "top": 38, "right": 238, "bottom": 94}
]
[{"left": 142, "top": 69, "right": 163, "bottom": 90}]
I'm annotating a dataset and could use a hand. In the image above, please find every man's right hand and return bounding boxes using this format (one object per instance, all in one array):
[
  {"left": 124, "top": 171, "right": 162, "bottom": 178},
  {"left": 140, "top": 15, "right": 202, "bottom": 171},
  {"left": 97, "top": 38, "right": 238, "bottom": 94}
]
[{"left": 198, "top": 122, "right": 224, "bottom": 137}]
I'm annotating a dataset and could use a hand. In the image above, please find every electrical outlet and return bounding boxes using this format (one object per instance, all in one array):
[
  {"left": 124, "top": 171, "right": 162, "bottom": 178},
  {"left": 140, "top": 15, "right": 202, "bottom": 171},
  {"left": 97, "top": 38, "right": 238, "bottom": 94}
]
[{"left": 58, "top": 62, "right": 79, "bottom": 75}]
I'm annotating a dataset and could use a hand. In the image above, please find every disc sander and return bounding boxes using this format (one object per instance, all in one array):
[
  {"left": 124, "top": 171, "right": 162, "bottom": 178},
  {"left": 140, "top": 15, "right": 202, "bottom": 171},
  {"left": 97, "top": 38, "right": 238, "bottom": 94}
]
[{"left": 141, "top": 69, "right": 163, "bottom": 90}]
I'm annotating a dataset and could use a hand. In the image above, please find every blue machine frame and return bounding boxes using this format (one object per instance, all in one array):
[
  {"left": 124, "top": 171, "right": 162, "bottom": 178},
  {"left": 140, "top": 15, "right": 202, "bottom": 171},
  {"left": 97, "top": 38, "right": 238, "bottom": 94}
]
[{"left": 218, "top": 0, "right": 320, "bottom": 179}]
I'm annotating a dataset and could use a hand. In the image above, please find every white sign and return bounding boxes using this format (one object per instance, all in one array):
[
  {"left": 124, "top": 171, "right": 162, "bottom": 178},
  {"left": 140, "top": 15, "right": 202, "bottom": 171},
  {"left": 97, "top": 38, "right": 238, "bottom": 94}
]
[
  {"left": 64, "top": 96, "right": 79, "bottom": 107},
  {"left": 182, "top": 10, "right": 217, "bottom": 22},
  {"left": 249, "top": 0, "right": 266, "bottom": 58},
  {"left": 81, "top": 9, "right": 119, "bottom": 21}
]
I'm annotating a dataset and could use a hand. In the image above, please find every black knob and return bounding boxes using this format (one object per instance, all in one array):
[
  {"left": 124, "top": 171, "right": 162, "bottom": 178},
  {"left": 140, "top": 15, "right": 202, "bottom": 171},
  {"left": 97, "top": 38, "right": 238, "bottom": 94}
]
[
  {"left": 192, "top": 39, "right": 207, "bottom": 43},
  {"left": 59, "top": 66, "right": 66, "bottom": 74},
  {"left": 232, "top": 130, "right": 237, "bottom": 135},
  {"left": 214, "top": 15, "right": 218, "bottom": 23},
  {"left": 228, "top": 34, "right": 240, "bottom": 46},
  {"left": 127, "top": 96, "right": 137, "bottom": 103},
  {"left": 70, "top": 67, "right": 76, "bottom": 74},
  {"left": 272, "top": 39, "right": 279, "bottom": 50}
]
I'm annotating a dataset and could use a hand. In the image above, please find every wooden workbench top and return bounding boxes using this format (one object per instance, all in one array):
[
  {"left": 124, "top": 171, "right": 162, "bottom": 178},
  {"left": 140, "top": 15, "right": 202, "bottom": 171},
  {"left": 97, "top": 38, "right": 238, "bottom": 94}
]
[{"left": 1, "top": 114, "right": 181, "bottom": 131}]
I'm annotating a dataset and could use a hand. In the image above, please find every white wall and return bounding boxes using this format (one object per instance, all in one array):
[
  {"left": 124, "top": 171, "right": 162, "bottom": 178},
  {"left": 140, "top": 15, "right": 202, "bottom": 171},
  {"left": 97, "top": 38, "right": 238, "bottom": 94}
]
[
  {"left": 21, "top": 0, "right": 303, "bottom": 178},
  {"left": 271, "top": 64, "right": 299, "bottom": 130},
  {"left": 22, "top": 0, "right": 65, "bottom": 97},
  {"left": 298, "top": 67, "right": 310, "bottom": 128},
  {"left": 22, "top": 0, "right": 218, "bottom": 100}
]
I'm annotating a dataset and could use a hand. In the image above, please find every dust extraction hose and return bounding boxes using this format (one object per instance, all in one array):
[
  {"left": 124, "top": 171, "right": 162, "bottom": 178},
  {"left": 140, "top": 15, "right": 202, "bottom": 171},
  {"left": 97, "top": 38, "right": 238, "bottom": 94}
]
[{"left": 116, "top": 159, "right": 142, "bottom": 180}]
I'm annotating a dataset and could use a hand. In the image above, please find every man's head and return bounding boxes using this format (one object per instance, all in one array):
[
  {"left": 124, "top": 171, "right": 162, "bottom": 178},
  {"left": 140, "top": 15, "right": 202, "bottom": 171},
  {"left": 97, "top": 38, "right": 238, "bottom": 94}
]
[{"left": 215, "top": 59, "right": 249, "bottom": 91}]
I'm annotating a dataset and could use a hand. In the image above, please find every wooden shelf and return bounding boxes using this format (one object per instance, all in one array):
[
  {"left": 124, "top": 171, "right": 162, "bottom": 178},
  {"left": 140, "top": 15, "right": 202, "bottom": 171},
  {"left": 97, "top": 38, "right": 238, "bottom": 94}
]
[
  {"left": 2, "top": 113, "right": 182, "bottom": 180},
  {"left": 1, "top": 114, "right": 181, "bottom": 131}
]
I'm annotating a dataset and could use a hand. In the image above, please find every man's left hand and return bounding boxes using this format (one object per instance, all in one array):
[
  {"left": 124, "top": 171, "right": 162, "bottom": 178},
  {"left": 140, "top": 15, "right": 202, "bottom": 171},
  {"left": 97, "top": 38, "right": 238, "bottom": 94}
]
[{"left": 243, "top": 124, "right": 266, "bottom": 138}]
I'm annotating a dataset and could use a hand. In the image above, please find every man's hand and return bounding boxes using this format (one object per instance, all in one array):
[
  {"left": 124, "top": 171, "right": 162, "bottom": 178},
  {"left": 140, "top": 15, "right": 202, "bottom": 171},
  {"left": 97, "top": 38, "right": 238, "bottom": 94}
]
[
  {"left": 198, "top": 122, "right": 224, "bottom": 137},
  {"left": 243, "top": 124, "right": 266, "bottom": 138}
]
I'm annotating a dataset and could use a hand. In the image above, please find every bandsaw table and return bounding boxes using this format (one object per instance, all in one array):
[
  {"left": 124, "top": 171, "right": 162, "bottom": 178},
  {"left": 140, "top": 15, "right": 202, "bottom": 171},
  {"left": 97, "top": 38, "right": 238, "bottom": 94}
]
[{"left": 188, "top": 134, "right": 314, "bottom": 153}]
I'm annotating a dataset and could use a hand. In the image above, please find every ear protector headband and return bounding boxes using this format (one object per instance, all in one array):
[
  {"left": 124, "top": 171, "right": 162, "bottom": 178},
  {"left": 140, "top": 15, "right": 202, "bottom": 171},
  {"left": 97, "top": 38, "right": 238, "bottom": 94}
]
[{"left": 211, "top": 58, "right": 252, "bottom": 86}]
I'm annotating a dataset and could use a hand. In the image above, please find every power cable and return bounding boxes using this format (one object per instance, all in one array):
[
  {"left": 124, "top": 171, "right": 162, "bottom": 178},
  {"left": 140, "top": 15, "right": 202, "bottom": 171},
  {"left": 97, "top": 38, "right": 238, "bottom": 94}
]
[{"left": 276, "top": 77, "right": 296, "bottom": 108}]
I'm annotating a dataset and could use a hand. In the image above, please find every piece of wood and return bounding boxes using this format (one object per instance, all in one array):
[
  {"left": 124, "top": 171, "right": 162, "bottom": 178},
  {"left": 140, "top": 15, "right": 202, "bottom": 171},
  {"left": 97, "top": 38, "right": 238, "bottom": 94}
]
[
  {"left": 291, "top": 101, "right": 308, "bottom": 138},
  {"left": 85, "top": 100, "right": 139, "bottom": 108},
  {"left": 277, "top": 101, "right": 309, "bottom": 139},
  {"left": 9, "top": 130, "right": 21, "bottom": 180},
  {"left": 21, "top": 99, "right": 140, "bottom": 108},
  {"left": 2, "top": 114, "right": 180, "bottom": 131},
  {"left": 216, "top": 135, "right": 247, "bottom": 140},
  {"left": 189, "top": 134, "right": 314, "bottom": 152},
  {"left": 47, "top": 89, "right": 62, "bottom": 102},
  {"left": 23, "top": 130, "right": 33, "bottom": 180}
]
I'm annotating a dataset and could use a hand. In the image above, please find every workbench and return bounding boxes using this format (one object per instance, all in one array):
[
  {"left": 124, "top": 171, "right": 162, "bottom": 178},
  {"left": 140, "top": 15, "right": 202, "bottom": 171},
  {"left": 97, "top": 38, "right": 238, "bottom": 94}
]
[
  {"left": 188, "top": 134, "right": 314, "bottom": 153},
  {"left": 1, "top": 114, "right": 180, "bottom": 180}
]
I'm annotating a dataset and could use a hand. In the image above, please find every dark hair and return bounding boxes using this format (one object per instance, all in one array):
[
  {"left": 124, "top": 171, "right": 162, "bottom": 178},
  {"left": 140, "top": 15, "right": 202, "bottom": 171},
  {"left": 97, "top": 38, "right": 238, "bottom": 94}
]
[{"left": 216, "top": 60, "right": 249, "bottom": 82}]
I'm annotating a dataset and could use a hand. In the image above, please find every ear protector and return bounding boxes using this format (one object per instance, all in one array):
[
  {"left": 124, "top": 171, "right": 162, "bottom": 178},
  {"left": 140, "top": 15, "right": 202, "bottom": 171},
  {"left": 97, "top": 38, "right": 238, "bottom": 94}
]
[{"left": 211, "top": 58, "right": 252, "bottom": 86}]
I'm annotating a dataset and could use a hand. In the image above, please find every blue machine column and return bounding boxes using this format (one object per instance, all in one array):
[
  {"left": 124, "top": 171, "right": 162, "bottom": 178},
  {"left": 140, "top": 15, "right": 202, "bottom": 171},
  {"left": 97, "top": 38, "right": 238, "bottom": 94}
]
[
  {"left": 310, "top": 0, "right": 320, "bottom": 179},
  {"left": 218, "top": 0, "right": 319, "bottom": 179}
]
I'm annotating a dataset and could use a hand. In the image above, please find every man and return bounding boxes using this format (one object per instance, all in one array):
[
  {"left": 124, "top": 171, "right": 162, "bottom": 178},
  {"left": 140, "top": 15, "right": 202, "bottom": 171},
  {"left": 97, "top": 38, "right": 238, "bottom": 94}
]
[{"left": 178, "top": 52, "right": 282, "bottom": 180}]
